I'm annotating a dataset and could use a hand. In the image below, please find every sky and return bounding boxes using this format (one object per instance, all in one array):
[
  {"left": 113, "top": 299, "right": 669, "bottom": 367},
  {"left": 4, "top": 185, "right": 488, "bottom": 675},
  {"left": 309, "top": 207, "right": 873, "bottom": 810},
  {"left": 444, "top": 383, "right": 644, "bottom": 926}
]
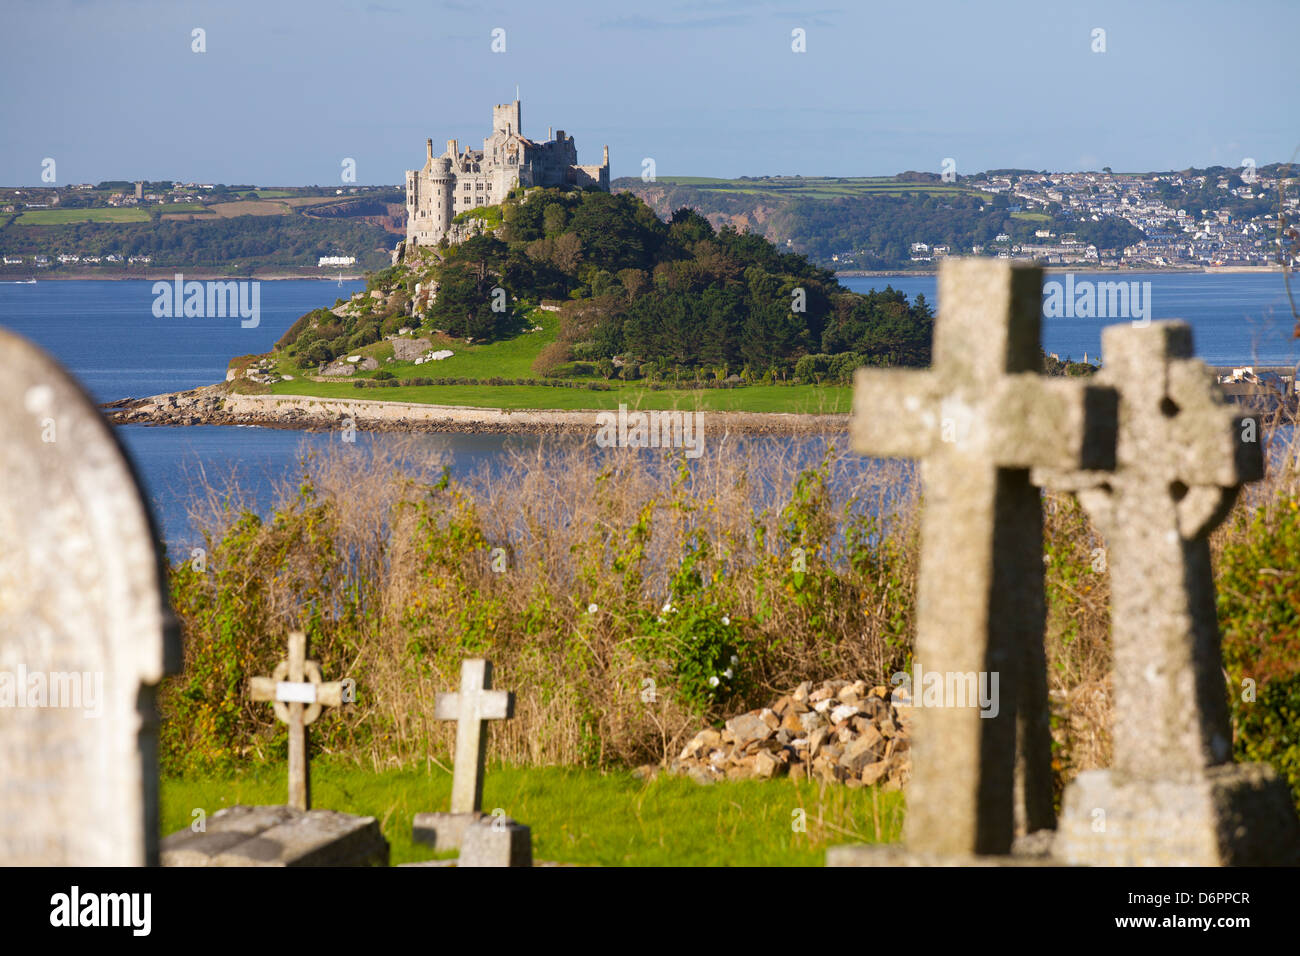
[{"left": 1, "top": 0, "right": 1296, "bottom": 186}]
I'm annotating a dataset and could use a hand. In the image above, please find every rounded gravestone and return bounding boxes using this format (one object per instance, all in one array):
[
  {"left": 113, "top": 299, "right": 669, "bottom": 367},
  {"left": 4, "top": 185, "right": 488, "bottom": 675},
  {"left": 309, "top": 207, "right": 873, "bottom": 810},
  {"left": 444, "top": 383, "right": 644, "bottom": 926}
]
[{"left": 0, "top": 330, "right": 180, "bottom": 865}]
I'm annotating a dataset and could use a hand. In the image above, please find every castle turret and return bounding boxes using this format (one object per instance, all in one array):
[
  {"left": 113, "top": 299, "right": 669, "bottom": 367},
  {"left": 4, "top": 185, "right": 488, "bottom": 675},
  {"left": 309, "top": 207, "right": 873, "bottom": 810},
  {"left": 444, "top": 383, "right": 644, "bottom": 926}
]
[
  {"left": 426, "top": 138, "right": 433, "bottom": 163},
  {"left": 426, "top": 158, "right": 453, "bottom": 238}
]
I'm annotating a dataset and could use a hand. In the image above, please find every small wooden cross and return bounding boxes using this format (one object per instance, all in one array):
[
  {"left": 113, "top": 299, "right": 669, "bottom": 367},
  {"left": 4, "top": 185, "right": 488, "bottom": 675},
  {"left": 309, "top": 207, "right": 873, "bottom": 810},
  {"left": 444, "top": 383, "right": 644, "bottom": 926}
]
[
  {"left": 850, "top": 259, "right": 1117, "bottom": 856},
  {"left": 436, "top": 659, "right": 515, "bottom": 815},
  {"left": 249, "top": 631, "right": 348, "bottom": 811},
  {"left": 1035, "top": 321, "right": 1263, "bottom": 780}
]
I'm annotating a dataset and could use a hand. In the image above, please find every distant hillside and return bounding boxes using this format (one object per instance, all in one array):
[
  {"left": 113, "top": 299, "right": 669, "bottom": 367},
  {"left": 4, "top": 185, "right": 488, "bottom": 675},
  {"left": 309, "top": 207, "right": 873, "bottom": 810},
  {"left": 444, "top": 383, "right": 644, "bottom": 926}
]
[
  {"left": 0, "top": 186, "right": 404, "bottom": 275},
  {"left": 615, "top": 174, "right": 1145, "bottom": 270}
]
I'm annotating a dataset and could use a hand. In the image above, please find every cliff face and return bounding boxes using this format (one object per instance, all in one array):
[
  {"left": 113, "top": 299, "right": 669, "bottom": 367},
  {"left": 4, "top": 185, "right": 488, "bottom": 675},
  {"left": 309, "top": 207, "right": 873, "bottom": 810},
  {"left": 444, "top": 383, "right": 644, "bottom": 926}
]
[{"left": 614, "top": 182, "right": 787, "bottom": 244}]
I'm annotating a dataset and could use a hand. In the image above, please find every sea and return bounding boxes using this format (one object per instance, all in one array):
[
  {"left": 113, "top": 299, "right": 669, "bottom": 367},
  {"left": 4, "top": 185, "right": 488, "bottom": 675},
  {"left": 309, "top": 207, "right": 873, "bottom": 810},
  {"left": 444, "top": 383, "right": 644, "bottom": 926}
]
[{"left": 1, "top": 273, "right": 1296, "bottom": 551}]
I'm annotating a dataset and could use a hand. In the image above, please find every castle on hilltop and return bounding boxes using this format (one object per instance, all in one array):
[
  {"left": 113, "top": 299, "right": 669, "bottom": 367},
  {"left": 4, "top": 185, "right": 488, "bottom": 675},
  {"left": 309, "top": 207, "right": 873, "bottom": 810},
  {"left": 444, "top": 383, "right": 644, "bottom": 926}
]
[{"left": 403, "top": 99, "right": 609, "bottom": 248}]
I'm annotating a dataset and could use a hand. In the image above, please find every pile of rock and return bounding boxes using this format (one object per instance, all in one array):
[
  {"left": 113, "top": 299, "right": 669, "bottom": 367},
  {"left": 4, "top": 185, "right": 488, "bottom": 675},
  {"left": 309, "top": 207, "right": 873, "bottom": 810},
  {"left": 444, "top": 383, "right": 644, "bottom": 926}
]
[
  {"left": 413, "top": 349, "right": 454, "bottom": 365},
  {"left": 671, "top": 679, "right": 911, "bottom": 789},
  {"left": 390, "top": 337, "right": 433, "bottom": 362}
]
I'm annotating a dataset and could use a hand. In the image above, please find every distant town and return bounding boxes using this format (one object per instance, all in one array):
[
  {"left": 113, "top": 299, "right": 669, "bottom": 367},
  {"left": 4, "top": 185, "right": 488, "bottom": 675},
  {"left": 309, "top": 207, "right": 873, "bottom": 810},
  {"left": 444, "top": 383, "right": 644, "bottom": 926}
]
[
  {"left": 1, "top": 164, "right": 1296, "bottom": 277},
  {"left": 619, "top": 163, "right": 1298, "bottom": 273},
  {"left": 921, "top": 167, "right": 1294, "bottom": 269}
]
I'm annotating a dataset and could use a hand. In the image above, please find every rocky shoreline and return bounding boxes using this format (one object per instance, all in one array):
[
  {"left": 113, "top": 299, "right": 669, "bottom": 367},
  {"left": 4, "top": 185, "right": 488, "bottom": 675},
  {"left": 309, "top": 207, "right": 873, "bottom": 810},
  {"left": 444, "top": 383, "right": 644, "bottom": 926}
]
[{"left": 102, "top": 385, "right": 851, "bottom": 436}]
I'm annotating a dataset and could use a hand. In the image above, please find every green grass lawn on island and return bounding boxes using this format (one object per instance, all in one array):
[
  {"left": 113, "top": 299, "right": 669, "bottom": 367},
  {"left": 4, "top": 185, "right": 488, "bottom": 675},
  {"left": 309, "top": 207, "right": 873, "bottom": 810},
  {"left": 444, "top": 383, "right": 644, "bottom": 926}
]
[
  {"left": 266, "top": 379, "right": 853, "bottom": 414},
  {"left": 161, "top": 762, "right": 903, "bottom": 866},
  {"left": 262, "top": 307, "right": 854, "bottom": 414}
]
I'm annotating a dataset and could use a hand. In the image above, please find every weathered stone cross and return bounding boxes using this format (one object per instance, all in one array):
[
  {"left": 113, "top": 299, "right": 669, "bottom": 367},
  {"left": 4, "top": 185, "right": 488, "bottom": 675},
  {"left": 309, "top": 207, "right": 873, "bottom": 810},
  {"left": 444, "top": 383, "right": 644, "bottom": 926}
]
[
  {"left": 249, "top": 631, "right": 348, "bottom": 811},
  {"left": 436, "top": 658, "right": 515, "bottom": 814},
  {"left": 1039, "top": 322, "right": 1258, "bottom": 777},
  {"left": 1037, "top": 322, "right": 1299, "bottom": 864},
  {"left": 847, "top": 259, "right": 1117, "bottom": 858}
]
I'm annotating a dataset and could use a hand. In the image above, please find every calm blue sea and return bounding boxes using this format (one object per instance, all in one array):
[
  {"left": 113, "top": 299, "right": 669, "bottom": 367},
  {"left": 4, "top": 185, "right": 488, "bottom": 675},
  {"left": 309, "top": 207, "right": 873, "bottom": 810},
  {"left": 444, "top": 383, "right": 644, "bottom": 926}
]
[
  {"left": 841, "top": 272, "right": 1300, "bottom": 367},
  {"left": 1, "top": 273, "right": 1295, "bottom": 550}
]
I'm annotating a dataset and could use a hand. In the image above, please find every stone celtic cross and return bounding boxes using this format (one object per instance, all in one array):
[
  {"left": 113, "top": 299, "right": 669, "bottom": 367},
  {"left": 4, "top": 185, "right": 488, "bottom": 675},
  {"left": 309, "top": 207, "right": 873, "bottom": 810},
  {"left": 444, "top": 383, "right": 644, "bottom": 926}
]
[
  {"left": 1038, "top": 321, "right": 1299, "bottom": 864},
  {"left": 249, "top": 631, "right": 348, "bottom": 811},
  {"left": 1038, "top": 322, "right": 1259, "bottom": 778},
  {"left": 848, "top": 259, "right": 1117, "bottom": 858},
  {"left": 436, "top": 659, "right": 515, "bottom": 815}
]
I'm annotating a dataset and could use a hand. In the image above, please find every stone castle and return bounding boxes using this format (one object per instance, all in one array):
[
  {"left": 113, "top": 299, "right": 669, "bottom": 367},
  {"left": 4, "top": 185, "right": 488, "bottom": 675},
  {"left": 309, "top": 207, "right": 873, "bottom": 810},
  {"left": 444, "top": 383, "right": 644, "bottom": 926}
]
[{"left": 403, "top": 99, "right": 609, "bottom": 247}]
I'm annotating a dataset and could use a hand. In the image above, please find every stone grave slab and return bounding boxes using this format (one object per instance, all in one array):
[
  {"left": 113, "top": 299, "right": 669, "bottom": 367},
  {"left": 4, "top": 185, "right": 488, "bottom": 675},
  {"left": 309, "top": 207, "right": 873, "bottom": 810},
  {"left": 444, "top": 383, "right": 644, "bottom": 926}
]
[
  {"left": 459, "top": 816, "right": 532, "bottom": 868},
  {"left": 162, "top": 804, "right": 388, "bottom": 867},
  {"left": 411, "top": 810, "right": 490, "bottom": 853}
]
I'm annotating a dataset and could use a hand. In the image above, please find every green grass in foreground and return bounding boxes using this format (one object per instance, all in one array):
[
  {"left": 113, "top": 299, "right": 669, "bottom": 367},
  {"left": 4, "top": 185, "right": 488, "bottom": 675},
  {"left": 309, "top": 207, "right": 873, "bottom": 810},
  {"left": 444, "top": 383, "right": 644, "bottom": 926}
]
[
  {"left": 161, "top": 762, "right": 903, "bottom": 865},
  {"left": 266, "top": 380, "right": 853, "bottom": 414}
]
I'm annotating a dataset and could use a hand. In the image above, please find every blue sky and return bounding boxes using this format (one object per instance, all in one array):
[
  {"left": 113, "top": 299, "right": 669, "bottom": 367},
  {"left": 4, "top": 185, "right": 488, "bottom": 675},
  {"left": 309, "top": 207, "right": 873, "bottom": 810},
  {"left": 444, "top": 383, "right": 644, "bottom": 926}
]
[{"left": 1, "top": 0, "right": 1296, "bottom": 185}]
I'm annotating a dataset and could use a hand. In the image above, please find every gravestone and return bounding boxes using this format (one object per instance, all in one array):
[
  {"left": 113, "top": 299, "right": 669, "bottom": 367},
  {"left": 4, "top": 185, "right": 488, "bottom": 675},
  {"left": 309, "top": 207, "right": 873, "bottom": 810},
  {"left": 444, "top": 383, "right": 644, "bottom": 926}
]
[
  {"left": 0, "top": 330, "right": 181, "bottom": 865},
  {"left": 161, "top": 631, "right": 388, "bottom": 866},
  {"left": 459, "top": 814, "right": 533, "bottom": 868},
  {"left": 1035, "top": 321, "right": 1300, "bottom": 865},
  {"left": 412, "top": 658, "right": 531, "bottom": 864},
  {"left": 829, "top": 259, "right": 1118, "bottom": 864},
  {"left": 247, "top": 630, "right": 347, "bottom": 811},
  {"left": 161, "top": 804, "right": 388, "bottom": 867}
]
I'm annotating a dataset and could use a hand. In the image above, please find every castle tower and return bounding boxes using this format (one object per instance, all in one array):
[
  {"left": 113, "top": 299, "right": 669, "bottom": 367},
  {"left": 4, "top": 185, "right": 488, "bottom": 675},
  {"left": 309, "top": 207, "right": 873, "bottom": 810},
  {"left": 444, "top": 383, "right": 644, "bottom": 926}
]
[
  {"left": 426, "top": 158, "right": 453, "bottom": 239},
  {"left": 406, "top": 152, "right": 454, "bottom": 246},
  {"left": 492, "top": 99, "right": 521, "bottom": 136}
]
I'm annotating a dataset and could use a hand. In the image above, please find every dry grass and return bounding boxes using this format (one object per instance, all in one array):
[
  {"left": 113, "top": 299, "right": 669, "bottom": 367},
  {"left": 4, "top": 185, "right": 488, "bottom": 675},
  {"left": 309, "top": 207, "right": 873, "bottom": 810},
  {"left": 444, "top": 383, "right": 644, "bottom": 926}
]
[{"left": 163, "top": 415, "right": 1300, "bottom": 797}]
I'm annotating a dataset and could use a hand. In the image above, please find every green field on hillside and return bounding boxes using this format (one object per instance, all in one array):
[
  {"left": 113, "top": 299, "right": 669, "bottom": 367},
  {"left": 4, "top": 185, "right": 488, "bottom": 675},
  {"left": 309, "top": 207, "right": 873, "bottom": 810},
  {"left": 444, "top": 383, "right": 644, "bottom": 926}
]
[
  {"left": 161, "top": 762, "right": 903, "bottom": 866},
  {"left": 17, "top": 203, "right": 209, "bottom": 225},
  {"left": 18, "top": 207, "right": 150, "bottom": 224},
  {"left": 650, "top": 175, "right": 987, "bottom": 200}
]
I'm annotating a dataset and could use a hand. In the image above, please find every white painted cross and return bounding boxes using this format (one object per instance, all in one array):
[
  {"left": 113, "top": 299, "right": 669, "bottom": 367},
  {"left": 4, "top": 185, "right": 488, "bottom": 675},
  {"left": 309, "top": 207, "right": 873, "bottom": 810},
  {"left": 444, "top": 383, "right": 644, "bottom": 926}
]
[
  {"left": 436, "top": 659, "right": 515, "bottom": 815},
  {"left": 249, "top": 630, "right": 348, "bottom": 811}
]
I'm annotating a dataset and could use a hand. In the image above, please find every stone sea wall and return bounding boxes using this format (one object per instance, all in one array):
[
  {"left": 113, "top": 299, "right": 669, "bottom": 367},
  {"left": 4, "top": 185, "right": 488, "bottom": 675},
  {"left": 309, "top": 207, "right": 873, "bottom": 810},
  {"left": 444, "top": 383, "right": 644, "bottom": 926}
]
[{"left": 103, "top": 386, "right": 850, "bottom": 436}]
